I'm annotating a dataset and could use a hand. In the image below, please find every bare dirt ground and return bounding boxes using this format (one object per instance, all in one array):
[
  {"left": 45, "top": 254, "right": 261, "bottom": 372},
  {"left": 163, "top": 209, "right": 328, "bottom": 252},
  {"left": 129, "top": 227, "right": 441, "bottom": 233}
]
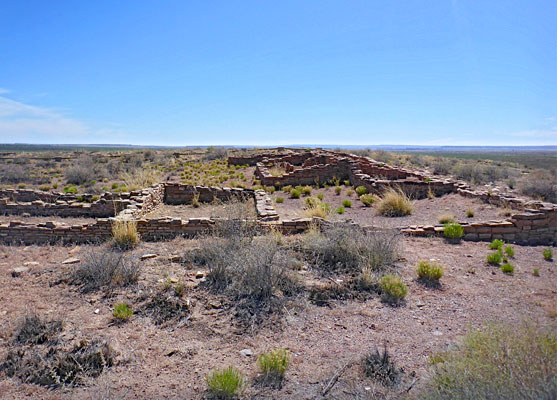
[
  {"left": 271, "top": 190, "right": 506, "bottom": 227},
  {"left": 0, "top": 215, "right": 97, "bottom": 225},
  {"left": 143, "top": 199, "right": 256, "bottom": 220},
  {"left": 0, "top": 236, "right": 554, "bottom": 399}
]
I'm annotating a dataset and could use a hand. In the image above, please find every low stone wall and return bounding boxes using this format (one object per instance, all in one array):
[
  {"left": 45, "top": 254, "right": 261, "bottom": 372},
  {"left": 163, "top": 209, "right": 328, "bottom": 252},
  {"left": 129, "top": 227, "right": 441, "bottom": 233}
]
[
  {"left": 164, "top": 184, "right": 254, "bottom": 205},
  {"left": 254, "top": 190, "right": 279, "bottom": 221},
  {"left": 0, "top": 198, "right": 130, "bottom": 218}
]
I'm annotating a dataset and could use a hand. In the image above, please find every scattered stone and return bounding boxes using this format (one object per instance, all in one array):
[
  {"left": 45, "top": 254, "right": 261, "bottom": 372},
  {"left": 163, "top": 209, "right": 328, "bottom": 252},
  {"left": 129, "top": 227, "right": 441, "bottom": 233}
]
[
  {"left": 433, "top": 330, "right": 443, "bottom": 336},
  {"left": 195, "top": 271, "right": 204, "bottom": 279},
  {"left": 240, "top": 349, "right": 254, "bottom": 357},
  {"left": 168, "top": 254, "right": 181, "bottom": 262},
  {"left": 168, "top": 277, "right": 179, "bottom": 283},
  {"left": 62, "top": 257, "right": 80, "bottom": 265},
  {"left": 23, "top": 261, "right": 39, "bottom": 267},
  {"left": 94, "top": 309, "right": 100, "bottom": 314},
  {"left": 12, "top": 266, "right": 30, "bottom": 277},
  {"left": 140, "top": 253, "right": 158, "bottom": 260}
]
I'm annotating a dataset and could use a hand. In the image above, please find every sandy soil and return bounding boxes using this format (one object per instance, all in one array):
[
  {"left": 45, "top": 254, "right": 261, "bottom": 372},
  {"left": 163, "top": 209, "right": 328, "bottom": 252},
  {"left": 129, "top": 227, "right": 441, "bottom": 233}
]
[
  {"left": 272, "top": 190, "right": 508, "bottom": 227},
  {"left": 143, "top": 199, "right": 256, "bottom": 220},
  {"left": 0, "top": 236, "right": 554, "bottom": 399}
]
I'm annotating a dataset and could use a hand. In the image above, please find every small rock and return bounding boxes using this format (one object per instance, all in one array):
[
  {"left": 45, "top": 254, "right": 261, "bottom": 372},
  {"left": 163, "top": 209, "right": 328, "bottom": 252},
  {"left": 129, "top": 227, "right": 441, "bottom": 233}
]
[
  {"left": 433, "top": 330, "right": 443, "bottom": 336},
  {"left": 240, "top": 349, "right": 254, "bottom": 357},
  {"left": 169, "top": 277, "right": 179, "bottom": 283},
  {"left": 168, "top": 254, "right": 181, "bottom": 262},
  {"left": 62, "top": 257, "right": 80, "bottom": 265},
  {"left": 69, "top": 246, "right": 81, "bottom": 255},
  {"left": 23, "top": 261, "right": 39, "bottom": 267},
  {"left": 94, "top": 308, "right": 100, "bottom": 314},
  {"left": 416, "top": 301, "right": 426, "bottom": 308},
  {"left": 195, "top": 271, "right": 204, "bottom": 279},
  {"left": 12, "top": 266, "right": 30, "bottom": 277},
  {"left": 140, "top": 253, "right": 158, "bottom": 260}
]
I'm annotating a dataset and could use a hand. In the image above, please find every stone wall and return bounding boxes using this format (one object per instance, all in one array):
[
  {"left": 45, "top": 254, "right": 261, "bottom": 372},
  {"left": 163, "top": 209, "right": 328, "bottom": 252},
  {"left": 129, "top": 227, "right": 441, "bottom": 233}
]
[{"left": 164, "top": 184, "right": 254, "bottom": 205}]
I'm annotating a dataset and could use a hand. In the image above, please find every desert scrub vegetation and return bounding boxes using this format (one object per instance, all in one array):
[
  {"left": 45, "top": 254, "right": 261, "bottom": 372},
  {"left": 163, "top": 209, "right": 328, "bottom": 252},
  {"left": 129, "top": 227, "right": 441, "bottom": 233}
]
[
  {"left": 12, "top": 314, "right": 63, "bottom": 345},
  {"left": 420, "top": 322, "right": 557, "bottom": 400},
  {"left": 121, "top": 166, "right": 160, "bottom": 191},
  {"left": 500, "top": 262, "right": 514, "bottom": 275},
  {"left": 355, "top": 185, "right": 367, "bottom": 196},
  {"left": 275, "top": 196, "right": 284, "bottom": 203},
  {"left": 289, "top": 188, "right": 301, "bottom": 198},
  {"left": 360, "top": 193, "right": 374, "bottom": 207},
  {"left": 416, "top": 260, "right": 443, "bottom": 286},
  {"left": 377, "top": 188, "right": 412, "bottom": 217},
  {"left": 206, "top": 366, "right": 244, "bottom": 399},
  {"left": 342, "top": 199, "right": 352, "bottom": 208},
  {"left": 300, "top": 224, "right": 399, "bottom": 273},
  {"left": 519, "top": 169, "right": 557, "bottom": 203},
  {"left": 257, "top": 348, "right": 290, "bottom": 388},
  {"left": 362, "top": 345, "right": 403, "bottom": 386},
  {"left": 71, "top": 248, "right": 140, "bottom": 293},
  {"left": 304, "top": 198, "right": 330, "bottom": 219},
  {"left": 443, "top": 222, "right": 463, "bottom": 243},
  {"left": 437, "top": 213, "right": 454, "bottom": 224},
  {"left": 503, "top": 245, "right": 514, "bottom": 257},
  {"left": 111, "top": 218, "right": 140, "bottom": 250}
]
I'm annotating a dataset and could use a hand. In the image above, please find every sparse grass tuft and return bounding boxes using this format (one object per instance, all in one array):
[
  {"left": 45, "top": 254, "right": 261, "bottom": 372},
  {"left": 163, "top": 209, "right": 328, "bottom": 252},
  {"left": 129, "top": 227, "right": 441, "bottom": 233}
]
[
  {"left": 335, "top": 186, "right": 342, "bottom": 195},
  {"left": 355, "top": 186, "right": 367, "bottom": 196},
  {"left": 437, "top": 214, "right": 455, "bottom": 224},
  {"left": 290, "top": 188, "right": 301, "bottom": 199},
  {"left": 13, "top": 314, "right": 63, "bottom": 345},
  {"left": 112, "top": 303, "right": 133, "bottom": 322},
  {"left": 543, "top": 247, "right": 553, "bottom": 261},
  {"left": 486, "top": 251, "right": 503, "bottom": 266},
  {"left": 466, "top": 208, "right": 475, "bottom": 218},
  {"left": 206, "top": 366, "right": 244, "bottom": 399},
  {"left": 377, "top": 188, "right": 413, "bottom": 217},
  {"left": 360, "top": 194, "right": 374, "bottom": 207},
  {"left": 416, "top": 260, "right": 443, "bottom": 286},
  {"left": 501, "top": 263, "right": 514, "bottom": 275},
  {"left": 443, "top": 222, "right": 464, "bottom": 242},
  {"left": 342, "top": 199, "right": 352, "bottom": 208},
  {"left": 489, "top": 239, "right": 504, "bottom": 250},
  {"left": 504, "top": 245, "right": 514, "bottom": 257},
  {"left": 362, "top": 345, "right": 403, "bottom": 386},
  {"left": 380, "top": 274, "right": 407, "bottom": 305},
  {"left": 257, "top": 349, "right": 290, "bottom": 387},
  {"left": 275, "top": 196, "right": 284, "bottom": 203},
  {"left": 335, "top": 206, "right": 345, "bottom": 214}
]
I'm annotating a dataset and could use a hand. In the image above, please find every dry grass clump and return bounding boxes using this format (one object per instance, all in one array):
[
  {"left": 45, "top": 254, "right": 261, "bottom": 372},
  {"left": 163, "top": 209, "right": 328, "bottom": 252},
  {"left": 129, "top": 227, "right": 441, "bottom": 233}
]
[
  {"left": 437, "top": 214, "right": 455, "bottom": 224},
  {"left": 304, "top": 197, "right": 330, "bottom": 219},
  {"left": 421, "top": 323, "right": 557, "bottom": 400},
  {"left": 111, "top": 218, "right": 140, "bottom": 250},
  {"left": 268, "top": 166, "right": 286, "bottom": 177},
  {"left": 362, "top": 345, "right": 403, "bottom": 386},
  {"left": 121, "top": 167, "right": 160, "bottom": 191},
  {"left": 377, "top": 188, "right": 413, "bottom": 217},
  {"left": 71, "top": 247, "right": 140, "bottom": 293},
  {"left": 257, "top": 349, "right": 290, "bottom": 388},
  {"left": 379, "top": 274, "right": 407, "bottom": 305},
  {"left": 13, "top": 314, "right": 63, "bottom": 345},
  {"left": 519, "top": 169, "right": 556, "bottom": 203}
]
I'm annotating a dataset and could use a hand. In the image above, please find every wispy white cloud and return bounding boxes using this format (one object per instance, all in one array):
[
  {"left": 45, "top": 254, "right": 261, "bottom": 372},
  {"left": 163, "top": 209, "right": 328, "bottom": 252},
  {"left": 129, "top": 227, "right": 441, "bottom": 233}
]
[
  {"left": 0, "top": 92, "right": 130, "bottom": 143},
  {"left": 0, "top": 88, "right": 10, "bottom": 95},
  {"left": 509, "top": 129, "right": 557, "bottom": 140}
]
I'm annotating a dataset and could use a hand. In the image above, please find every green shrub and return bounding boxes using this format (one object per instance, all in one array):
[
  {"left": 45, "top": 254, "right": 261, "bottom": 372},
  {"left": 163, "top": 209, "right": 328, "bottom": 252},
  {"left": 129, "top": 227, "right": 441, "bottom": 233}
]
[
  {"left": 380, "top": 274, "right": 407, "bottom": 305},
  {"left": 489, "top": 239, "right": 504, "bottom": 250},
  {"left": 257, "top": 349, "right": 290, "bottom": 386},
  {"left": 317, "top": 193, "right": 324, "bottom": 201},
  {"left": 344, "top": 180, "right": 351, "bottom": 186},
  {"left": 416, "top": 260, "right": 443, "bottom": 284},
  {"left": 355, "top": 186, "right": 367, "bottom": 196},
  {"left": 504, "top": 245, "right": 514, "bottom": 257},
  {"left": 346, "top": 189, "right": 354, "bottom": 196},
  {"left": 112, "top": 303, "right": 133, "bottom": 322},
  {"left": 420, "top": 323, "right": 556, "bottom": 400},
  {"left": 304, "top": 197, "right": 320, "bottom": 208},
  {"left": 486, "top": 251, "right": 502, "bottom": 265},
  {"left": 342, "top": 199, "right": 352, "bottom": 208},
  {"left": 290, "top": 189, "right": 301, "bottom": 199},
  {"left": 110, "top": 182, "right": 118, "bottom": 190},
  {"left": 443, "top": 223, "right": 464, "bottom": 241},
  {"left": 335, "top": 206, "right": 345, "bottom": 214},
  {"left": 52, "top": 183, "right": 58, "bottom": 189},
  {"left": 501, "top": 263, "right": 514, "bottom": 275},
  {"left": 38, "top": 184, "right": 50, "bottom": 191},
  {"left": 282, "top": 185, "right": 292, "bottom": 193},
  {"left": 533, "top": 268, "right": 540, "bottom": 277},
  {"left": 360, "top": 194, "right": 374, "bottom": 207},
  {"left": 377, "top": 188, "right": 412, "bottom": 217},
  {"left": 275, "top": 197, "right": 284, "bottom": 204},
  {"left": 302, "top": 186, "right": 312, "bottom": 196},
  {"left": 543, "top": 247, "right": 553, "bottom": 261},
  {"left": 63, "top": 185, "right": 78, "bottom": 194},
  {"left": 335, "top": 186, "right": 342, "bottom": 195},
  {"left": 206, "top": 367, "right": 244, "bottom": 399}
]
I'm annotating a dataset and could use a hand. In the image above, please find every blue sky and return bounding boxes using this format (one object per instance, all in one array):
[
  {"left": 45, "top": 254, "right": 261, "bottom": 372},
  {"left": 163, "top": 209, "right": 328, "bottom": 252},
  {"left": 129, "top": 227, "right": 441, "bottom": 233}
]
[{"left": 1, "top": 1, "right": 556, "bottom": 146}]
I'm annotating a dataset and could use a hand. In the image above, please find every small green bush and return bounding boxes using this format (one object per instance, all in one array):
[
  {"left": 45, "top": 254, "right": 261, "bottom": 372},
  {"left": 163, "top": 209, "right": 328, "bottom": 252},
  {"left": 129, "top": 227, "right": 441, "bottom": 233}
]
[
  {"left": 533, "top": 268, "right": 540, "bottom": 277},
  {"left": 206, "top": 366, "right": 244, "bottom": 399},
  {"left": 335, "top": 186, "right": 342, "bottom": 195},
  {"left": 275, "top": 197, "right": 284, "bottom": 203},
  {"left": 282, "top": 185, "right": 292, "bottom": 193},
  {"left": 355, "top": 186, "right": 367, "bottom": 196},
  {"left": 111, "top": 183, "right": 118, "bottom": 189},
  {"left": 342, "top": 199, "right": 352, "bottom": 208},
  {"left": 543, "top": 247, "right": 553, "bottom": 261},
  {"left": 443, "top": 223, "right": 464, "bottom": 241},
  {"left": 52, "top": 183, "right": 58, "bottom": 189},
  {"left": 302, "top": 186, "right": 312, "bottom": 196},
  {"left": 504, "top": 245, "right": 514, "bottom": 257},
  {"left": 257, "top": 349, "right": 290, "bottom": 385},
  {"left": 346, "top": 189, "right": 354, "bottom": 196},
  {"left": 380, "top": 274, "right": 407, "bottom": 305},
  {"left": 416, "top": 260, "right": 443, "bottom": 284},
  {"left": 304, "top": 197, "right": 320, "bottom": 208},
  {"left": 317, "top": 193, "right": 324, "bottom": 201},
  {"left": 63, "top": 185, "right": 78, "bottom": 194},
  {"left": 501, "top": 263, "right": 514, "bottom": 275},
  {"left": 489, "top": 239, "right": 504, "bottom": 250},
  {"left": 486, "top": 251, "right": 502, "bottom": 265},
  {"left": 38, "top": 184, "right": 50, "bottom": 191},
  {"left": 335, "top": 206, "right": 345, "bottom": 214},
  {"left": 360, "top": 194, "right": 374, "bottom": 207},
  {"left": 112, "top": 303, "right": 133, "bottom": 322},
  {"left": 290, "top": 189, "right": 301, "bottom": 199}
]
